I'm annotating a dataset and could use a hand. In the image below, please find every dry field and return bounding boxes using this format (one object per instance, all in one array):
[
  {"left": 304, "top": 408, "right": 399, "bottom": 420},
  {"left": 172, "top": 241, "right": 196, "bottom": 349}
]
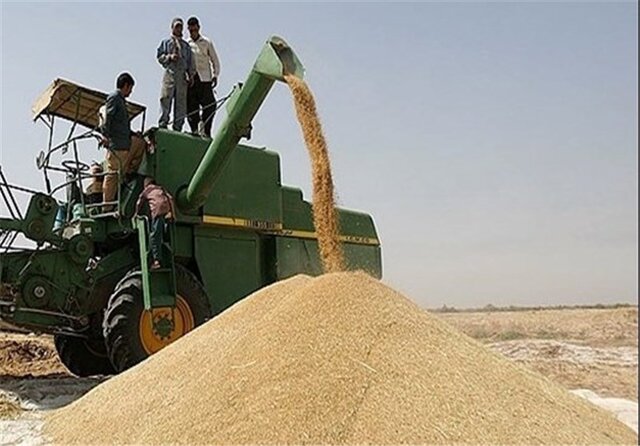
[
  {"left": 437, "top": 307, "right": 638, "bottom": 400},
  {"left": 0, "top": 332, "right": 66, "bottom": 378}
]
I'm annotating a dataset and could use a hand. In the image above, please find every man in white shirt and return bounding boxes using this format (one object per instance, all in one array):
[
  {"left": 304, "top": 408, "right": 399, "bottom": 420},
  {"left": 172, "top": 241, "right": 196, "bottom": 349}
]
[{"left": 186, "top": 16, "right": 221, "bottom": 137}]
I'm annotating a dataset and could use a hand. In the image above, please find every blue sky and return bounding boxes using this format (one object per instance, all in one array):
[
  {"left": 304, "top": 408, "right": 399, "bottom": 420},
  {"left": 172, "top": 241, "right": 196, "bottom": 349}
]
[{"left": 1, "top": 2, "right": 637, "bottom": 308}]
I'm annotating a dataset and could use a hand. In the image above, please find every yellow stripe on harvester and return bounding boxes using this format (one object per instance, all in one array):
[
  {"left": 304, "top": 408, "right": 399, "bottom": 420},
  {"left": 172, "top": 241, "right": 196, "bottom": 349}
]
[
  {"left": 202, "top": 215, "right": 283, "bottom": 231},
  {"left": 274, "top": 228, "right": 379, "bottom": 246},
  {"left": 202, "top": 215, "right": 379, "bottom": 246}
]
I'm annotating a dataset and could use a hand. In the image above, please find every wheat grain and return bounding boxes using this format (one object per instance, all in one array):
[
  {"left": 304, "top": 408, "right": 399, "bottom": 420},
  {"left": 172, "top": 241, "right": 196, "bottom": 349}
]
[{"left": 45, "top": 273, "right": 637, "bottom": 445}]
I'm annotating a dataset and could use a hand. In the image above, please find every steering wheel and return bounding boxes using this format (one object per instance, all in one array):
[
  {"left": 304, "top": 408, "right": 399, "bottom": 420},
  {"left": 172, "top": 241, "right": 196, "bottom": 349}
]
[{"left": 61, "top": 159, "right": 91, "bottom": 173}]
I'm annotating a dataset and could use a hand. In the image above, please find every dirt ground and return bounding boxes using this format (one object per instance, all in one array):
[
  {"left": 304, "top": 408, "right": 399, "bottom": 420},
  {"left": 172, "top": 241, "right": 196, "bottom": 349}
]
[
  {"left": 0, "top": 332, "right": 67, "bottom": 378},
  {"left": 438, "top": 307, "right": 638, "bottom": 401}
]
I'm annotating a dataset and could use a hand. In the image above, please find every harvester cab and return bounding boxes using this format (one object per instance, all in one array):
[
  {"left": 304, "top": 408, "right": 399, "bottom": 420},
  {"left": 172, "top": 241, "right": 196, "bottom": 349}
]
[
  {"left": 32, "top": 78, "right": 147, "bottom": 219},
  {"left": 0, "top": 36, "right": 382, "bottom": 376}
]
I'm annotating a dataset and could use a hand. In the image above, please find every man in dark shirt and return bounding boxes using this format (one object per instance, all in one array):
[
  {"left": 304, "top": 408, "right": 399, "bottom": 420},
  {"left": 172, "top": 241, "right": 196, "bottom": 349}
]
[{"left": 100, "top": 72, "right": 136, "bottom": 210}]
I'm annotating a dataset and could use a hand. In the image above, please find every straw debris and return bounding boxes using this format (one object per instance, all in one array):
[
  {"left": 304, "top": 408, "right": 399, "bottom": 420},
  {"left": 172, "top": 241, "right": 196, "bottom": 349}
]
[
  {"left": 45, "top": 273, "right": 637, "bottom": 445},
  {"left": 0, "top": 393, "right": 22, "bottom": 420},
  {"left": 285, "top": 74, "right": 345, "bottom": 273}
]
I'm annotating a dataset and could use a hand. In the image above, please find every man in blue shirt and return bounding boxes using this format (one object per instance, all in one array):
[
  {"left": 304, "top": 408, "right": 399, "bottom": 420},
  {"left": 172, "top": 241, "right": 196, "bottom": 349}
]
[{"left": 157, "top": 17, "right": 194, "bottom": 132}]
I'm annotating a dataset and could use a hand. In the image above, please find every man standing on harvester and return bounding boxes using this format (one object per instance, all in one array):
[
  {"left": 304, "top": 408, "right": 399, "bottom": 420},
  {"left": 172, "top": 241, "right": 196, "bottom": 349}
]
[
  {"left": 157, "top": 17, "right": 194, "bottom": 131},
  {"left": 100, "top": 72, "right": 136, "bottom": 211},
  {"left": 187, "top": 16, "right": 221, "bottom": 137}
]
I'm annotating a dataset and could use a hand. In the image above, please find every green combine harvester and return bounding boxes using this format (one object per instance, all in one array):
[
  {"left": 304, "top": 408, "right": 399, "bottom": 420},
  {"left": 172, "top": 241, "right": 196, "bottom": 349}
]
[{"left": 0, "top": 37, "right": 382, "bottom": 376}]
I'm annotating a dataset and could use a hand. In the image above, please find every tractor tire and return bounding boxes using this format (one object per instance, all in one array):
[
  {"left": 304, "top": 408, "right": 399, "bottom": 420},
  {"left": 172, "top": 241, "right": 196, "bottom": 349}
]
[
  {"left": 54, "top": 334, "right": 115, "bottom": 377},
  {"left": 103, "top": 265, "right": 210, "bottom": 373}
]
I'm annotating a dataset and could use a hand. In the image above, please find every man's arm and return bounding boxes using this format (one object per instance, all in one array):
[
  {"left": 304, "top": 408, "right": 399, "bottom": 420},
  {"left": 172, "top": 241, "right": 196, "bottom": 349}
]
[
  {"left": 156, "top": 39, "right": 174, "bottom": 68},
  {"left": 185, "top": 42, "right": 195, "bottom": 79},
  {"left": 208, "top": 39, "right": 221, "bottom": 84},
  {"left": 100, "top": 94, "right": 118, "bottom": 146},
  {"left": 165, "top": 190, "right": 176, "bottom": 220}
]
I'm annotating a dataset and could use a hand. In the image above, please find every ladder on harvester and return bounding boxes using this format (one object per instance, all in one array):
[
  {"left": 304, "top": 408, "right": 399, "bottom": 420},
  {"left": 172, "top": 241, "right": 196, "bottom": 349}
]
[{"left": 135, "top": 216, "right": 177, "bottom": 311}]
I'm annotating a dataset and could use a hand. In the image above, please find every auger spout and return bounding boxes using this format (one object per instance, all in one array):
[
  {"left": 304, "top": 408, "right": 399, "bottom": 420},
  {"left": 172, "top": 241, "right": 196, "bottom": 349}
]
[{"left": 177, "top": 36, "right": 304, "bottom": 213}]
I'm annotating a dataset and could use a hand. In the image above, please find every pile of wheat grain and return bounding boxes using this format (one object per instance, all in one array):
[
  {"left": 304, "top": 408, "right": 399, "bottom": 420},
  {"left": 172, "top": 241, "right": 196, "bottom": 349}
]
[
  {"left": 285, "top": 74, "right": 344, "bottom": 273},
  {"left": 45, "top": 272, "right": 636, "bottom": 445}
]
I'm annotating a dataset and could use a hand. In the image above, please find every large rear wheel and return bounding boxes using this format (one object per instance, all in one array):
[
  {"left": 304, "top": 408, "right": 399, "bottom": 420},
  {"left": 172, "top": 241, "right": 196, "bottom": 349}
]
[{"left": 102, "top": 265, "right": 210, "bottom": 373}]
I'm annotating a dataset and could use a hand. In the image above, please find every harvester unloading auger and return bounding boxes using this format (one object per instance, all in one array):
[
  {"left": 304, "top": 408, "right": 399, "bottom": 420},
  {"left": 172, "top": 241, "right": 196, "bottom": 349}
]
[{"left": 0, "top": 36, "right": 381, "bottom": 376}]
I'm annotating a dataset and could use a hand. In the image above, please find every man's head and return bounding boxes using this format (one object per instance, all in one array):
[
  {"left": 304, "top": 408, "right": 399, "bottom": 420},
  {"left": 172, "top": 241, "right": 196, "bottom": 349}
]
[
  {"left": 171, "top": 17, "right": 183, "bottom": 37},
  {"left": 187, "top": 16, "right": 200, "bottom": 40},
  {"left": 116, "top": 72, "right": 135, "bottom": 97}
]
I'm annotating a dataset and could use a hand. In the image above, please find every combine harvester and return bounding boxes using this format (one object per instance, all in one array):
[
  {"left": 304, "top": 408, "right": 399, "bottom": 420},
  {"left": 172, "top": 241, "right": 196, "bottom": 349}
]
[{"left": 0, "top": 37, "right": 382, "bottom": 376}]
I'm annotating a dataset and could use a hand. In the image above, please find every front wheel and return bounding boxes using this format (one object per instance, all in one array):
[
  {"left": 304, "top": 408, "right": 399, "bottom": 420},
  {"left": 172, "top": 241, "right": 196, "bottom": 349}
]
[
  {"left": 54, "top": 333, "right": 115, "bottom": 377},
  {"left": 102, "top": 265, "right": 210, "bottom": 373}
]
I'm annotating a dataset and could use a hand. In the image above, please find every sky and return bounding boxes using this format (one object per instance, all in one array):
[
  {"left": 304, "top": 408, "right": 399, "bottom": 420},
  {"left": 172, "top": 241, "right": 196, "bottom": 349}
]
[{"left": 0, "top": 1, "right": 637, "bottom": 308}]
